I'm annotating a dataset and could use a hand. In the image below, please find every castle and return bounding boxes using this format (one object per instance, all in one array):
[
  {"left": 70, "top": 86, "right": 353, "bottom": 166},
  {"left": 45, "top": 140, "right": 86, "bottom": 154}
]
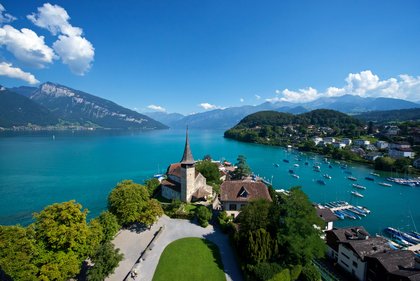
[{"left": 160, "top": 129, "right": 213, "bottom": 202}]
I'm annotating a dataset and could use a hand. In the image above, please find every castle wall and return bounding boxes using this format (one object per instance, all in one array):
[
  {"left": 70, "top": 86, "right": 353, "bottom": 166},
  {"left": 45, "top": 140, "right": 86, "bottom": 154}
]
[{"left": 161, "top": 185, "right": 181, "bottom": 201}]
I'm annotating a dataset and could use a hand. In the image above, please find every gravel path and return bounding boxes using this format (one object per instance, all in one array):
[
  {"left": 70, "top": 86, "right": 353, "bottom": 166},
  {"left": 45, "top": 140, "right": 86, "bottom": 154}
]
[{"left": 107, "top": 215, "right": 242, "bottom": 281}]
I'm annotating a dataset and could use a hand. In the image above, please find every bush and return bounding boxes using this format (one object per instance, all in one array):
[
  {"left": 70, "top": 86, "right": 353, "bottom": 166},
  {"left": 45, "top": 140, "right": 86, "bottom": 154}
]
[
  {"left": 300, "top": 263, "right": 321, "bottom": 281},
  {"left": 196, "top": 206, "right": 212, "bottom": 227}
]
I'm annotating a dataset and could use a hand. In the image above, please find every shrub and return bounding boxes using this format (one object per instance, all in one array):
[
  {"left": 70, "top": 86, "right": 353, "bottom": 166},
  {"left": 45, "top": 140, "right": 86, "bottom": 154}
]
[{"left": 196, "top": 206, "right": 212, "bottom": 227}]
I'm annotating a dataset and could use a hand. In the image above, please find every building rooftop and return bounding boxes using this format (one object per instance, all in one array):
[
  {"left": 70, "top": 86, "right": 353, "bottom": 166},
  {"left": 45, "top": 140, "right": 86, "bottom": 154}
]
[
  {"left": 220, "top": 180, "right": 272, "bottom": 202},
  {"left": 367, "top": 250, "right": 420, "bottom": 280},
  {"left": 315, "top": 206, "right": 338, "bottom": 222},
  {"left": 180, "top": 127, "right": 194, "bottom": 165},
  {"left": 161, "top": 179, "right": 181, "bottom": 192}
]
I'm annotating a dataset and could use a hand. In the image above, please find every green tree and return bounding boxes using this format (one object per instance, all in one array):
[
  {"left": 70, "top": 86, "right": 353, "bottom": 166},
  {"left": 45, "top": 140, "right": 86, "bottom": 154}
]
[
  {"left": 33, "top": 200, "right": 91, "bottom": 256},
  {"left": 36, "top": 249, "right": 81, "bottom": 281},
  {"left": 246, "top": 228, "right": 277, "bottom": 264},
  {"left": 232, "top": 155, "right": 252, "bottom": 179},
  {"left": 250, "top": 262, "right": 283, "bottom": 281},
  {"left": 145, "top": 178, "right": 160, "bottom": 197},
  {"left": 237, "top": 199, "right": 271, "bottom": 234},
  {"left": 87, "top": 242, "right": 124, "bottom": 281},
  {"left": 138, "top": 198, "right": 164, "bottom": 226},
  {"left": 268, "top": 269, "right": 291, "bottom": 281},
  {"left": 395, "top": 157, "right": 412, "bottom": 173},
  {"left": 108, "top": 180, "right": 151, "bottom": 225},
  {"left": 196, "top": 206, "right": 212, "bottom": 227},
  {"left": 195, "top": 160, "right": 221, "bottom": 184},
  {"left": 203, "top": 154, "right": 212, "bottom": 161},
  {"left": 300, "top": 263, "right": 321, "bottom": 281},
  {"left": 374, "top": 156, "right": 395, "bottom": 171},
  {"left": 271, "top": 187, "right": 325, "bottom": 265},
  {"left": 97, "top": 211, "right": 120, "bottom": 242},
  {"left": 0, "top": 225, "right": 39, "bottom": 280}
]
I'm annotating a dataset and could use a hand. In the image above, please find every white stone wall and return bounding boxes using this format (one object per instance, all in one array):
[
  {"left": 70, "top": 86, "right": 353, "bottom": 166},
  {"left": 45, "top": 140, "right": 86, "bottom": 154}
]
[{"left": 338, "top": 244, "right": 366, "bottom": 281}]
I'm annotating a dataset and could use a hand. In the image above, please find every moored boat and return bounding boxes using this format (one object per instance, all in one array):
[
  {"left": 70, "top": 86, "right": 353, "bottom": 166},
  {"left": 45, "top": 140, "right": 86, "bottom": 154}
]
[
  {"left": 370, "top": 172, "right": 380, "bottom": 177},
  {"left": 288, "top": 169, "right": 294, "bottom": 174},
  {"left": 317, "top": 179, "right": 326, "bottom": 185},
  {"left": 323, "top": 174, "right": 332, "bottom": 179},
  {"left": 365, "top": 176, "right": 375, "bottom": 181},
  {"left": 292, "top": 174, "right": 299, "bottom": 179},
  {"left": 283, "top": 159, "right": 289, "bottom": 163},
  {"left": 348, "top": 176, "right": 357, "bottom": 181},
  {"left": 294, "top": 164, "right": 299, "bottom": 167},
  {"left": 379, "top": 182, "right": 392, "bottom": 187},
  {"left": 352, "top": 184, "right": 366, "bottom": 190},
  {"left": 273, "top": 163, "right": 280, "bottom": 167},
  {"left": 351, "top": 191, "right": 364, "bottom": 198}
]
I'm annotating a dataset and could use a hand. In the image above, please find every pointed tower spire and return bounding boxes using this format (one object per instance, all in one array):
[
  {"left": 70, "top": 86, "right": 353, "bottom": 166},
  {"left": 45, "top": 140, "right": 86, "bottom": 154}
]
[{"left": 180, "top": 126, "right": 194, "bottom": 164}]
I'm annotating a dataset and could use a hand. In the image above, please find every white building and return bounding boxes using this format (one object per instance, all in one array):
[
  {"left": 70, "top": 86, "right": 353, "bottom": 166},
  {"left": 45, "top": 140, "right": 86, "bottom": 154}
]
[
  {"left": 375, "top": 141, "right": 389, "bottom": 149},
  {"left": 326, "top": 227, "right": 391, "bottom": 281},
  {"left": 354, "top": 139, "right": 370, "bottom": 146},
  {"left": 333, "top": 142, "right": 346, "bottom": 149},
  {"left": 324, "top": 137, "right": 335, "bottom": 144},
  {"left": 315, "top": 206, "right": 337, "bottom": 231},
  {"left": 312, "top": 137, "right": 323, "bottom": 145},
  {"left": 341, "top": 138, "right": 352, "bottom": 145},
  {"left": 388, "top": 148, "right": 415, "bottom": 159}
]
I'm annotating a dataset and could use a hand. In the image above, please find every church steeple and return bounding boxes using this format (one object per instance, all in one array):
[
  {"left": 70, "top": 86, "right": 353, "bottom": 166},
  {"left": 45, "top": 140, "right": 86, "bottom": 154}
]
[{"left": 180, "top": 127, "right": 194, "bottom": 165}]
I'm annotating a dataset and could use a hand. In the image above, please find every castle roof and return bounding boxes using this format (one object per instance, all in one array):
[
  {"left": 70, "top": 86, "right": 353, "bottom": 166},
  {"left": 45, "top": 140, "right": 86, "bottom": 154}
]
[{"left": 181, "top": 127, "right": 194, "bottom": 165}]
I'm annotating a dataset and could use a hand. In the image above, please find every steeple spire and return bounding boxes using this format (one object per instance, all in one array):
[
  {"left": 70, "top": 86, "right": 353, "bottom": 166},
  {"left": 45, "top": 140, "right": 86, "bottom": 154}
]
[{"left": 180, "top": 126, "right": 194, "bottom": 164}]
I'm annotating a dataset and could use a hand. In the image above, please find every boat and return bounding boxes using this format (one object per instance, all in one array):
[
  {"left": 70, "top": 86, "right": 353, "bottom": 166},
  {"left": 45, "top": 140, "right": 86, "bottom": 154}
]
[
  {"left": 292, "top": 174, "right": 299, "bottom": 179},
  {"left": 283, "top": 159, "right": 289, "bottom": 163},
  {"left": 333, "top": 211, "right": 345, "bottom": 220},
  {"left": 370, "top": 172, "right": 380, "bottom": 177},
  {"left": 323, "top": 174, "right": 332, "bottom": 179},
  {"left": 379, "top": 182, "right": 392, "bottom": 187},
  {"left": 340, "top": 209, "right": 357, "bottom": 219},
  {"left": 353, "top": 206, "right": 369, "bottom": 215},
  {"left": 365, "top": 176, "right": 375, "bottom": 181},
  {"left": 344, "top": 170, "right": 352, "bottom": 175},
  {"left": 317, "top": 179, "right": 326, "bottom": 185},
  {"left": 294, "top": 164, "right": 299, "bottom": 167},
  {"left": 348, "top": 176, "right": 357, "bottom": 181},
  {"left": 356, "top": 206, "right": 371, "bottom": 214},
  {"left": 351, "top": 191, "right": 364, "bottom": 198},
  {"left": 349, "top": 208, "right": 366, "bottom": 217},
  {"left": 305, "top": 162, "right": 309, "bottom": 165},
  {"left": 329, "top": 165, "right": 333, "bottom": 169},
  {"left": 352, "top": 184, "right": 366, "bottom": 190},
  {"left": 384, "top": 227, "right": 420, "bottom": 245},
  {"left": 288, "top": 169, "right": 294, "bottom": 174},
  {"left": 408, "top": 231, "right": 420, "bottom": 240},
  {"left": 273, "top": 163, "right": 280, "bottom": 167}
]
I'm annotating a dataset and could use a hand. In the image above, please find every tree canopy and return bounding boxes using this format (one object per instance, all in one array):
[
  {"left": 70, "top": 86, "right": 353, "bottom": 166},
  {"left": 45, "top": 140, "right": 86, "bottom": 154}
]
[
  {"left": 195, "top": 160, "right": 221, "bottom": 184},
  {"left": 231, "top": 155, "right": 251, "bottom": 179}
]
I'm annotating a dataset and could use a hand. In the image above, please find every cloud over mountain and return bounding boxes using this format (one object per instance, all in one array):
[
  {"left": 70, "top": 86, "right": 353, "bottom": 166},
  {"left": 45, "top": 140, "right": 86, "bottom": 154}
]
[
  {"left": 199, "top": 103, "right": 225, "bottom": 110},
  {"left": 0, "top": 62, "right": 39, "bottom": 84},
  {"left": 147, "top": 104, "right": 166, "bottom": 112},
  {"left": 267, "top": 70, "right": 420, "bottom": 103}
]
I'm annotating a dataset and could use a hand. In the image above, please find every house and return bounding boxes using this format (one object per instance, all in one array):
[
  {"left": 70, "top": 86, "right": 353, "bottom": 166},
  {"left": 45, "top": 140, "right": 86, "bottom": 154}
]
[
  {"left": 365, "top": 152, "right": 382, "bottom": 161},
  {"left": 390, "top": 142, "right": 411, "bottom": 150},
  {"left": 354, "top": 139, "right": 370, "bottom": 146},
  {"left": 324, "top": 137, "right": 336, "bottom": 144},
  {"left": 351, "top": 147, "right": 367, "bottom": 157},
  {"left": 414, "top": 158, "right": 420, "bottom": 169},
  {"left": 315, "top": 205, "right": 337, "bottom": 231},
  {"left": 219, "top": 180, "right": 272, "bottom": 214},
  {"left": 341, "top": 138, "right": 352, "bottom": 145},
  {"left": 160, "top": 129, "right": 213, "bottom": 202},
  {"left": 375, "top": 141, "right": 389, "bottom": 150},
  {"left": 364, "top": 144, "right": 377, "bottom": 151},
  {"left": 365, "top": 250, "right": 420, "bottom": 281},
  {"left": 382, "top": 125, "right": 400, "bottom": 136},
  {"left": 312, "top": 137, "right": 323, "bottom": 145},
  {"left": 325, "top": 226, "right": 392, "bottom": 281},
  {"left": 333, "top": 142, "right": 346, "bottom": 149},
  {"left": 389, "top": 148, "right": 415, "bottom": 159}
]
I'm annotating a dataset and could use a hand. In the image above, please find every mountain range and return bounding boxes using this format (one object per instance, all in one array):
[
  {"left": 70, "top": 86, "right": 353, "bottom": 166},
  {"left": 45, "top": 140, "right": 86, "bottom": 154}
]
[
  {"left": 145, "top": 94, "right": 420, "bottom": 129},
  {"left": 1, "top": 83, "right": 167, "bottom": 129}
]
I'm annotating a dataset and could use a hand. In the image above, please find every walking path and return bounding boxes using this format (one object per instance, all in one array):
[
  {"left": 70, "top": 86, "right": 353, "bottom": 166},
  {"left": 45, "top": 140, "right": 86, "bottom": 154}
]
[{"left": 107, "top": 215, "right": 242, "bottom": 281}]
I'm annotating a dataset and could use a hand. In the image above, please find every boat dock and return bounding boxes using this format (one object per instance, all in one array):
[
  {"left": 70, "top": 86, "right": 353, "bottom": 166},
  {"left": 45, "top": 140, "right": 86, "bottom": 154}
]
[{"left": 320, "top": 201, "right": 371, "bottom": 220}]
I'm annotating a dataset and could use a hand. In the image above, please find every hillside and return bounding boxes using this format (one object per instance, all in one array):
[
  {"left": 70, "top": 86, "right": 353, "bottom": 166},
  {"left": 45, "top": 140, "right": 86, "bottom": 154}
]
[
  {"left": 0, "top": 88, "right": 58, "bottom": 127},
  {"left": 355, "top": 108, "right": 420, "bottom": 124},
  {"left": 224, "top": 109, "right": 365, "bottom": 144}
]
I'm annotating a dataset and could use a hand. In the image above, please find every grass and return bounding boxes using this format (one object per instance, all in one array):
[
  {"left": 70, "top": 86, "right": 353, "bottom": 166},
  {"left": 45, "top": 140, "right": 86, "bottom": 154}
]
[{"left": 152, "top": 238, "right": 226, "bottom": 281}]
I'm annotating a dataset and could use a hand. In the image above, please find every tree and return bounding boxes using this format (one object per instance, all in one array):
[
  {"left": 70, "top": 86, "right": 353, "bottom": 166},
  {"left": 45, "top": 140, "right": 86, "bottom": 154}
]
[
  {"left": 300, "top": 263, "right": 321, "bottom": 281},
  {"left": 97, "top": 211, "right": 120, "bottom": 242},
  {"left": 0, "top": 225, "right": 39, "bottom": 280},
  {"left": 237, "top": 199, "right": 271, "bottom": 234},
  {"left": 374, "top": 156, "right": 395, "bottom": 171},
  {"left": 196, "top": 206, "right": 212, "bottom": 227},
  {"left": 138, "top": 199, "right": 164, "bottom": 226},
  {"left": 231, "top": 155, "right": 251, "bottom": 179},
  {"left": 271, "top": 187, "right": 325, "bottom": 265},
  {"left": 195, "top": 160, "right": 221, "bottom": 184},
  {"left": 33, "top": 200, "right": 91, "bottom": 256},
  {"left": 144, "top": 178, "right": 160, "bottom": 197},
  {"left": 87, "top": 242, "right": 123, "bottom": 281},
  {"left": 36, "top": 249, "right": 81, "bottom": 281},
  {"left": 246, "top": 228, "right": 277, "bottom": 264},
  {"left": 395, "top": 157, "right": 411, "bottom": 173},
  {"left": 108, "top": 180, "right": 151, "bottom": 225},
  {"left": 203, "top": 154, "right": 212, "bottom": 161}
]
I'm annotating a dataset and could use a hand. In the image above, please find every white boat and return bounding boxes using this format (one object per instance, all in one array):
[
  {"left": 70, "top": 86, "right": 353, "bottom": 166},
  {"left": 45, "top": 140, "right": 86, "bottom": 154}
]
[
  {"left": 370, "top": 172, "right": 380, "bottom": 177},
  {"left": 351, "top": 191, "right": 364, "bottom": 198},
  {"left": 323, "top": 174, "right": 332, "bottom": 179},
  {"left": 352, "top": 184, "right": 366, "bottom": 190},
  {"left": 379, "top": 182, "right": 392, "bottom": 187},
  {"left": 294, "top": 164, "right": 299, "bottom": 167},
  {"left": 292, "top": 174, "right": 300, "bottom": 179}
]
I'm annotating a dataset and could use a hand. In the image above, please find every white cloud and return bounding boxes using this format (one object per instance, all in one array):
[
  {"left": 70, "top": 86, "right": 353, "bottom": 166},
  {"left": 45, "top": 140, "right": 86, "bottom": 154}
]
[
  {"left": 0, "top": 4, "right": 16, "bottom": 24},
  {"left": 240, "top": 98, "right": 244, "bottom": 103},
  {"left": 199, "top": 103, "right": 225, "bottom": 110},
  {"left": 28, "top": 3, "right": 94, "bottom": 75},
  {"left": 147, "top": 104, "right": 166, "bottom": 112},
  {"left": 0, "top": 62, "right": 39, "bottom": 84},
  {"left": 275, "top": 89, "right": 281, "bottom": 94},
  {"left": 255, "top": 94, "right": 261, "bottom": 100},
  {"left": 266, "top": 70, "right": 420, "bottom": 103},
  {"left": 0, "top": 25, "right": 56, "bottom": 68}
]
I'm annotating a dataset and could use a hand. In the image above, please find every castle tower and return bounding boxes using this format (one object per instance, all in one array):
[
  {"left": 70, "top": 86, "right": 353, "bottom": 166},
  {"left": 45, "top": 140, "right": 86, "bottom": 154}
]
[{"left": 180, "top": 127, "right": 195, "bottom": 202}]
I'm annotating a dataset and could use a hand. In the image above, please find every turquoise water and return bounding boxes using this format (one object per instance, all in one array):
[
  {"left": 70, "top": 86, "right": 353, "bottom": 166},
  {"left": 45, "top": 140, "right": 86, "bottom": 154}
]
[{"left": 0, "top": 130, "right": 419, "bottom": 235}]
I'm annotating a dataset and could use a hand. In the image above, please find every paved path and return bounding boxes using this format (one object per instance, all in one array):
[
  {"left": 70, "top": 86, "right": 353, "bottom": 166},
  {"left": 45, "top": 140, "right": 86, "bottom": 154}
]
[{"left": 108, "top": 215, "right": 242, "bottom": 281}]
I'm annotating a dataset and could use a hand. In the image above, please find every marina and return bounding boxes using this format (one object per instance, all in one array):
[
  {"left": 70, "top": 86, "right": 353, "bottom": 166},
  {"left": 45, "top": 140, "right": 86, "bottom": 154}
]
[{"left": 318, "top": 201, "right": 371, "bottom": 221}]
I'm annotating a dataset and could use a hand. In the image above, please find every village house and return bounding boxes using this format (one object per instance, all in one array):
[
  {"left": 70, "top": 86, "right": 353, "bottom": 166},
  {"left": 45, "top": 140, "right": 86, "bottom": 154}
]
[
  {"left": 325, "top": 226, "right": 391, "bottom": 281},
  {"left": 365, "top": 152, "right": 382, "bottom": 161},
  {"left": 314, "top": 205, "right": 337, "bottom": 231},
  {"left": 160, "top": 129, "right": 213, "bottom": 202},
  {"left": 341, "top": 138, "right": 352, "bottom": 145},
  {"left": 323, "top": 137, "right": 336, "bottom": 144},
  {"left": 354, "top": 139, "right": 370, "bottom": 147},
  {"left": 333, "top": 142, "right": 346, "bottom": 149},
  {"left": 312, "top": 137, "right": 323, "bottom": 145},
  {"left": 219, "top": 180, "right": 272, "bottom": 217},
  {"left": 388, "top": 147, "right": 415, "bottom": 159},
  {"left": 375, "top": 140, "right": 389, "bottom": 150},
  {"left": 365, "top": 250, "right": 420, "bottom": 281},
  {"left": 382, "top": 125, "right": 400, "bottom": 137}
]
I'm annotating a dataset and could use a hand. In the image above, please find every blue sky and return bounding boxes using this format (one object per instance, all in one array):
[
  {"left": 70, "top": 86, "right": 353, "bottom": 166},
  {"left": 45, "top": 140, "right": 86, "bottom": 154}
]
[{"left": 0, "top": 0, "right": 419, "bottom": 114}]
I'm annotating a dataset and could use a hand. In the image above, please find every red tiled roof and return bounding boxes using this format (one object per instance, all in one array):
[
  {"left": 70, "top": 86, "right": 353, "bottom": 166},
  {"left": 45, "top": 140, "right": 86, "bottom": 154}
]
[
  {"left": 220, "top": 180, "right": 272, "bottom": 202},
  {"left": 161, "top": 179, "right": 181, "bottom": 192},
  {"left": 167, "top": 163, "right": 182, "bottom": 178}
]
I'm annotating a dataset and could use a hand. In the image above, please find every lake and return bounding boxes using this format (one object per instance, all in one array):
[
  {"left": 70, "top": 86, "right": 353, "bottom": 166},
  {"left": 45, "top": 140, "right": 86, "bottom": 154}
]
[{"left": 0, "top": 129, "right": 419, "bottom": 235}]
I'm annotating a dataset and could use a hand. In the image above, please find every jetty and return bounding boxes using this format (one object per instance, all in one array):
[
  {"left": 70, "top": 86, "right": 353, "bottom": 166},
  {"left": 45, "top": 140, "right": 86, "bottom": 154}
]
[{"left": 319, "top": 201, "right": 371, "bottom": 220}]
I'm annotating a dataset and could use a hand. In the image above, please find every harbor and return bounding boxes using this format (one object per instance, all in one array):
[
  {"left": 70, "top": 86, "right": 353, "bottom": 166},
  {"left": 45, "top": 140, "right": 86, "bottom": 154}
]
[{"left": 318, "top": 201, "right": 371, "bottom": 220}]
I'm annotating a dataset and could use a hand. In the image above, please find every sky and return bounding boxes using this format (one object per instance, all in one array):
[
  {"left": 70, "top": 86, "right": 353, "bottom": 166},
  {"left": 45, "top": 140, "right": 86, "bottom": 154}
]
[{"left": 0, "top": 0, "right": 419, "bottom": 114}]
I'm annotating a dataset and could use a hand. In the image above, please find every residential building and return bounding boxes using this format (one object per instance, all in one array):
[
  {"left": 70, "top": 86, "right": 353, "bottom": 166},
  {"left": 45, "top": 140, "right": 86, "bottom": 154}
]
[
  {"left": 161, "top": 129, "right": 212, "bottom": 202},
  {"left": 390, "top": 142, "right": 411, "bottom": 150},
  {"left": 324, "top": 137, "right": 336, "bottom": 144},
  {"left": 414, "top": 158, "right": 420, "bottom": 169},
  {"left": 389, "top": 148, "right": 415, "bottom": 159},
  {"left": 341, "top": 138, "right": 352, "bottom": 145},
  {"left": 365, "top": 152, "right": 382, "bottom": 161},
  {"left": 354, "top": 139, "right": 370, "bottom": 146},
  {"left": 326, "top": 227, "right": 391, "bottom": 281},
  {"left": 364, "top": 144, "right": 377, "bottom": 151},
  {"left": 365, "top": 250, "right": 420, "bottom": 281},
  {"left": 382, "top": 125, "right": 400, "bottom": 136},
  {"left": 315, "top": 205, "right": 337, "bottom": 231},
  {"left": 333, "top": 142, "right": 346, "bottom": 149},
  {"left": 312, "top": 137, "right": 323, "bottom": 145},
  {"left": 375, "top": 141, "right": 389, "bottom": 149},
  {"left": 219, "top": 180, "right": 272, "bottom": 213}
]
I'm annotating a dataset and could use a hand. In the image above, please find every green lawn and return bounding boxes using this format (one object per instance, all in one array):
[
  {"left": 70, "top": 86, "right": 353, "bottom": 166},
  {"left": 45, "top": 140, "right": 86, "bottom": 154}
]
[{"left": 152, "top": 238, "right": 226, "bottom": 281}]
